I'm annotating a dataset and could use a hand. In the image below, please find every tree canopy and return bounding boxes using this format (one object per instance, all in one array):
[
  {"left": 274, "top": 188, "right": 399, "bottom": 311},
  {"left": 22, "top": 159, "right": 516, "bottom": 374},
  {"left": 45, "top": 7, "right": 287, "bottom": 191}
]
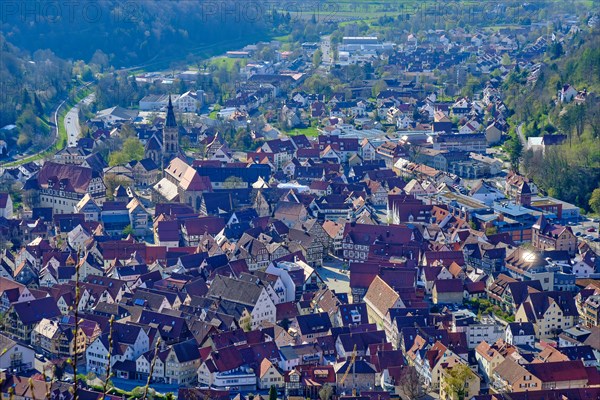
[{"left": 109, "top": 137, "right": 145, "bottom": 166}]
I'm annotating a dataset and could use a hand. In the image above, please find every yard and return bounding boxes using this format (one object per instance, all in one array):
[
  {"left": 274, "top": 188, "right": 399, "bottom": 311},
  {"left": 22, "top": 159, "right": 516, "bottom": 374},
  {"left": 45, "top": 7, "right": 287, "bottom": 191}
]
[
  {"left": 465, "top": 298, "right": 515, "bottom": 323},
  {"left": 286, "top": 126, "right": 320, "bottom": 137},
  {"left": 209, "top": 56, "right": 247, "bottom": 72}
]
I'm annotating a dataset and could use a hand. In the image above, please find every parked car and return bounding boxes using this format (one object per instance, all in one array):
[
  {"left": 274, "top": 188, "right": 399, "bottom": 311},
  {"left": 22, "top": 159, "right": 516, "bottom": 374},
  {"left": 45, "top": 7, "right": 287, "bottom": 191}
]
[{"left": 587, "top": 227, "right": 596, "bottom": 232}]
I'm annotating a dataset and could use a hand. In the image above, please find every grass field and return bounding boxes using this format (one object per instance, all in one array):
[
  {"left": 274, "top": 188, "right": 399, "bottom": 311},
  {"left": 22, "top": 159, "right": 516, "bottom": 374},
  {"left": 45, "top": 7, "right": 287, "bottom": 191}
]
[
  {"left": 287, "top": 126, "right": 320, "bottom": 137},
  {"left": 209, "top": 56, "right": 248, "bottom": 72}
]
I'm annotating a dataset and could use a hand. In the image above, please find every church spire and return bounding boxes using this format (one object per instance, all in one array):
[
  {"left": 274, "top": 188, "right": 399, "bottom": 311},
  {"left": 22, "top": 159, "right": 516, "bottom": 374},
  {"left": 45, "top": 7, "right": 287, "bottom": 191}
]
[{"left": 165, "top": 95, "right": 177, "bottom": 127}]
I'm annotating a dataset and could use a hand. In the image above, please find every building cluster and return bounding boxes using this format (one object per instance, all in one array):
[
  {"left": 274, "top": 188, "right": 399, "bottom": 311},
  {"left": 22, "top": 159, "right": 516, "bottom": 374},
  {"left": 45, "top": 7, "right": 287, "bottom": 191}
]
[
  {"left": 0, "top": 103, "right": 599, "bottom": 398},
  {"left": 0, "top": 14, "right": 598, "bottom": 400}
]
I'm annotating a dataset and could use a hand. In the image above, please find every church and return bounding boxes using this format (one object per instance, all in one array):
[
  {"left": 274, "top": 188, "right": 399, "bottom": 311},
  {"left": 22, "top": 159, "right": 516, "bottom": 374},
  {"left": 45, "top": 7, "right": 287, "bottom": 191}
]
[{"left": 145, "top": 95, "right": 183, "bottom": 166}]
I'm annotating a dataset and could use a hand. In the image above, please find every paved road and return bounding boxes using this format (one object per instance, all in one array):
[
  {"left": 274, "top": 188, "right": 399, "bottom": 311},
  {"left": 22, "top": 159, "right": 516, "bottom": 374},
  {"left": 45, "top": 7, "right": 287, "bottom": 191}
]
[
  {"left": 320, "top": 35, "right": 333, "bottom": 66},
  {"left": 65, "top": 93, "right": 95, "bottom": 147},
  {"left": 0, "top": 82, "right": 94, "bottom": 167}
]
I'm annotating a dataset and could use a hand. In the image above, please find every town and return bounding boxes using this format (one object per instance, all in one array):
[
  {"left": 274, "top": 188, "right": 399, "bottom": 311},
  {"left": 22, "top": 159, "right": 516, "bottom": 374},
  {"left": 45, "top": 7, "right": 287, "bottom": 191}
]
[{"left": 0, "top": 2, "right": 599, "bottom": 400}]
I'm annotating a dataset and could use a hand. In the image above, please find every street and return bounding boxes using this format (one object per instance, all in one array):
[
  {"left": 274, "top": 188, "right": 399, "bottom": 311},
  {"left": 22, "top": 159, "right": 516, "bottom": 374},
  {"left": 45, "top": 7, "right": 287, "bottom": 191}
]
[
  {"left": 320, "top": 35, "right": 333, "bottom": 66},
  {"left": 65, "top": 93, "right": 95, "bottom": 147},
  {"left": 319, "top": 257, "right": 350, "bottom": 295}
]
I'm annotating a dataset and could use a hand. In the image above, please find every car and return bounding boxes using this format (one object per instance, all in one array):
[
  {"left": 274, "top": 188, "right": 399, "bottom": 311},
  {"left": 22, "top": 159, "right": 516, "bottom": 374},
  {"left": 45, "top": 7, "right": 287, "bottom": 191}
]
[
  {"left": 587, "top": 227, "right": 596, "bottom": 232},
  {"left": 593, "top": 238, "right": 600, "bottom": 242},
  {"left": 576, "top": 232, "right": 582, "bottom": 236},
  {"left": 593, "top": 218, "right": 599, "bottom": 223}
]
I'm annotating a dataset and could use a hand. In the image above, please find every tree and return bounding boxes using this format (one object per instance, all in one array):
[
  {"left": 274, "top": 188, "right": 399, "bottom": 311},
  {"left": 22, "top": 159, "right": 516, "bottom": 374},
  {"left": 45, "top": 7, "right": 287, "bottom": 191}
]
[
  {"left": 312, "top": 49, "right": 323, "bottom": 68},
  {"left": 319, "top": 384, "right": 333, "bottom": 400},
  {"left": 443, "top": 363, "right": 472, "bottom": 400},
  {"left": 397, "top": 366, "right": 423, "bottom": 399},
  {"left": 109, "top": 137, "right": 145, "bottom": 166},
  {"left": 33, "top": 93, "right": 44, "bottom": 117},
  {"left": 485, "top": 226, "right": 498, "bottom": 236},
  {"left": 222, "top": 176, "right": 244, "bottom": 189},
  {"left": 104, "top": 175, "right": 131, "bottom": 200},
  {"left": 371, "top": 79, "right": 388, "bottom": 98},
  {"left": 589, "top": 188, "right": 600, "bottom": 215},
  {"left": 505, "top": 135, "right": 523, "bottom": 171},
  {"left": 122, "top": 225, "right": 134, "bottom": 237},
  {"left": 269, "top": 385, "right": 278, "bottom": 400},
  {"left": 119, "top": 123, "right": 137, "bottom": 139},
  {"left": 21, "top": 89, "right": 31, "bottom": 106}
]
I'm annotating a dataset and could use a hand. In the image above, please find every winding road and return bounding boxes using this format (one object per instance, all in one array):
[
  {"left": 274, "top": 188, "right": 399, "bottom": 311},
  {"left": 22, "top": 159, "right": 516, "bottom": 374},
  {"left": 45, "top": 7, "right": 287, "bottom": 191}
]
[
  {"left": 0, "top": 82, "right": 94, "bottom": 167},
  {"left": 65, "top": 93, "right": 95, "bottom": 147}
]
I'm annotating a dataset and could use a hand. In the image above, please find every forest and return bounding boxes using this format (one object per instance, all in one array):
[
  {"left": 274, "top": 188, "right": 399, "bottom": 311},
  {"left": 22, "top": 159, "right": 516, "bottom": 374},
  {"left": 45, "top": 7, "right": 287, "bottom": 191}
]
[
  {"left": 0, "top": 34, "right": 72, "bottom": 151},
  {"left": 1, "top": 0, "right": 274, "bottom": 68},
  {"left": 503, "top": 29, "right": 600, "bottom": 212},
  {"left": 0, "top": 2, "right": 291, "bottom": 155}
]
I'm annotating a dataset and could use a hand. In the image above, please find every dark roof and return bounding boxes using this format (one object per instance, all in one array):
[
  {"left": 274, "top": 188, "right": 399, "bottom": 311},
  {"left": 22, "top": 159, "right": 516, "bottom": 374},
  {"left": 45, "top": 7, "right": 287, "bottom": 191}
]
[
  {"left": 472, "top": 388, "right": 600, "bottom": 400},
  {"left": 296, "top": 312, "right": 332, "bottom": 335},
  {"left": 433, "top": 278, "right": 463, "bottom": 293},
  {"left": 525, "top": 360, "right": 588, "bottom": 383},
  {"left": 507, "top": 322, "right": 535, "bottom": 336},
  {"left": 12, "top": 297, "right": 61, "bottom": 325},
  {"left": 172, "top": 339, "right": 201, "bottom": 362},
  {"left": 37, "top": 162, "right": 99, "bottom": 193},
  {"left": 207, "top": 275, "right": 265, "bottom": 306},
  {"left": 336, "top": 359, "right": 376, "bottom": 374},
  {"left": 165, "top": 95, "right": 177, "bottom": 127}
]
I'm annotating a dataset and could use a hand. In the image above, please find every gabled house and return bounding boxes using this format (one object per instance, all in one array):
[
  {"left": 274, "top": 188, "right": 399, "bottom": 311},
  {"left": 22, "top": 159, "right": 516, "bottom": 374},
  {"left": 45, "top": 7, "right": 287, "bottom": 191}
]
[
  {"left": 0, "top": 333, "right": 35, "bottom": 373},
  {"left": 5, "top": 297, "right": 61, "bottom": 343},
  {"left": 515, "top": 291, "right": 578, "bottom": 339},
  {"left": 258, "top": 358, "right": 284, "bottom": 389},
  {"left": 532, "top": 215, "right": 577, "bottom": 256},
  {"left": 295, "top": 312, "right": 332, "bottom": 343},
  {"left": 0, "top": 193, "right": 13, "bottom": 219},
  {"left": 86, "top": 322, "right": 151, "bottom": 376},
  {"left": 164, "top": 339, "right": 201, "bottom": 385},
  {"left": 364, "top": 276, "right": 403, "bottom": 329},
  {"left": 207, "top": 275, "right": 277, "bottom": 330},
  {"left": 505, "top": 322, "right": 536, "bottom": 347}
]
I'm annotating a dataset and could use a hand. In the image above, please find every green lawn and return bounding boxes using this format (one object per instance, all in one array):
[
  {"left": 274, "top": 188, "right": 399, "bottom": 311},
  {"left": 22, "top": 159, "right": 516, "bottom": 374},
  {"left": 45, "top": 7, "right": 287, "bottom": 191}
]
[
  {"left": 209, "top": 56, "right": 247, "bottom": 72},
  {"left": 273, "top": 34, "right": 291, "bottom": 42},
  {"left": 287, "top": 126, "right": 320, "bottom": 137}
]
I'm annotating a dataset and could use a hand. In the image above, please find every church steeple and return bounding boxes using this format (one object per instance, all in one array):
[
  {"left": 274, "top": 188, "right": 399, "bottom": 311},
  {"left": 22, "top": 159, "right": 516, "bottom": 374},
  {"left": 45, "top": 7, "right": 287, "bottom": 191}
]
[
  {"left": 162, "top": 94, "right": 180, "bottom": 163},
  {"left": 165, "top": 95, "right": 177, "bottom": 127}
]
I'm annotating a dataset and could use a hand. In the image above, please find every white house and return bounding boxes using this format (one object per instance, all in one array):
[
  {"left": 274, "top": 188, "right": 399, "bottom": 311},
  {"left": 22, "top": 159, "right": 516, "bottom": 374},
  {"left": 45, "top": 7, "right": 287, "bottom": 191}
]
[
  {"left": 0, "top": 333, "right": 35, "bottom": 372},
  {"left": 0, "top": 193, "right": 13, "bottom": 219},
  {"left": 86, "top": 322, "right": 150, "bottom": 376}
]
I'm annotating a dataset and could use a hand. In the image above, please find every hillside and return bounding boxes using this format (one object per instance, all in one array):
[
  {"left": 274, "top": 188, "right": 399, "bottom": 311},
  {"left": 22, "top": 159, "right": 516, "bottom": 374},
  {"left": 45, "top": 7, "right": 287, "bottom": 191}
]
[
  {"left": 1, "top": 0, "right": 272, "bottom": 68},
  {"left": 503, "top": 29, "right": 600, "bottom": 212}
]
